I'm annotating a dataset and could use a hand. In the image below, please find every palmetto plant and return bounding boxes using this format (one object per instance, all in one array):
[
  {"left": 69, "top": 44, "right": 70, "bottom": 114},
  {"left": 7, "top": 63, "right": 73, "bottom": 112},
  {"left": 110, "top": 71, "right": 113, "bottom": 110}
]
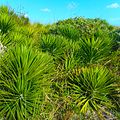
[
  {"left": 75, "top": 36, "right": 112, "bottom": 65},
  {"left": 69, "top": 65, "right": 117, "bottom": 119},
  {"left": 0, "top": 6, "right": 14, "bottom": 15},
  {"left": 19, "top": 26, "right": 38, "bottom": 38},
  {"left": 53, "top": 24, "right": 80, "bottom": 41},
  {"left": 0, "top": 14, "right": 15, "bottom": 35},
  {"left": 38, "top": 34, "right": 69, "bottom": 61},
  {"left": 0, "top": 45, "right": 54, "bottom": 120}
]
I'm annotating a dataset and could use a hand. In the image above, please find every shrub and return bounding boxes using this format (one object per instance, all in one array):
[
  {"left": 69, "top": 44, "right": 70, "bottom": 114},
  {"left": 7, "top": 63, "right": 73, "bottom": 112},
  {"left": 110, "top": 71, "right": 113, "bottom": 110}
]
[
  {"left": 75, "top": 36, "right": 112, "bottom": 65},
  {"left": 0, "top": 45, "right": 54, "bottom": 120},
  {"left": 0, "top": 14, "right": 15, "bottom": 35},
  {"left": 69, "top": 65, "right": 117, "bottom": 119},
  {"left": 38, "top": 34, "right": 69, "bottom": 61}
]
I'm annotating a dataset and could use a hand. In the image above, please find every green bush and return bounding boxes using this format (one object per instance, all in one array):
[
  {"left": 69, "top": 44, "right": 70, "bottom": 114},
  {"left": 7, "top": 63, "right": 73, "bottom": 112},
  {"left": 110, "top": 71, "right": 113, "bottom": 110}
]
[
  {"left": 0, "top": 5, "right": 119, "bottom": 120},
  {"left": 69, "top": 65, "right": 118, "bottom": 119},
  {"left": 38, "top": 34, "right": 69, "bottom": 61},
  {"left": 74, "top": 36, "right": 112, "bottom": 65},
  {"left": 0, "top": 45, "right": 54, "bottom": 120},
  {"left": 0, "top": 14, "right": 15, "bottom": 35}
]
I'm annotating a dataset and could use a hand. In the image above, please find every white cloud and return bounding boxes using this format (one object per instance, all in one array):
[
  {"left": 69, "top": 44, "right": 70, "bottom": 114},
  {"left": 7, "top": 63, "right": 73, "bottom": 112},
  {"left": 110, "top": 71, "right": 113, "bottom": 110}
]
[
  {"left": 40, "top": 8, "right": 51, "bottom": 12},
  {"left": 67, "top": 2, "right": 78, "bottom": 10},
  {"left": 107, "top": 3, "right": 120, "bottom": 8}
]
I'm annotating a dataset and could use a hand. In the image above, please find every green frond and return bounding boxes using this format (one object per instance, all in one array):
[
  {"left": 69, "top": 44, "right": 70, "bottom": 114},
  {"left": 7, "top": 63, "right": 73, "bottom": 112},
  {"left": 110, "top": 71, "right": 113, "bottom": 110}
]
[
  {"left": 0, "top": 14, "right": 15, "bottom": 35},
  {"left": 70, "top": 65, "right": 116, "bottom": 118},
  {"left": 76, "top": 36, "right": 112, "bottom": 65},
  {"left": 0, "top": 45, "right": 54, "bottom": 120},
  {"left": 38, "top": 34, "right": 69, "bottom": 61}
]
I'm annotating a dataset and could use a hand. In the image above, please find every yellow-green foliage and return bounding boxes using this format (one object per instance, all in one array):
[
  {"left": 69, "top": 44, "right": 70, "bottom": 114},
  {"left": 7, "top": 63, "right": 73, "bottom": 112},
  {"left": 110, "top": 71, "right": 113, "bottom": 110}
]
[{"left": 0, "top": 5, "right": 120, "bottom": 120}]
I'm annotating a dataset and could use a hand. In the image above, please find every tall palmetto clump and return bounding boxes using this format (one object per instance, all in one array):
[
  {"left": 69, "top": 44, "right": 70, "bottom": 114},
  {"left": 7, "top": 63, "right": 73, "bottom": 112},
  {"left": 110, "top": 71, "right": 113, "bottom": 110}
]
[
  {"left": 70, "top": 66, "right": 117, "bottom": 119},
  {"left": 0, "top": 14, "right": 14, "bottom": 35},
  {"left": 75, "top": 35, "right": 112, "bottom": 65},
  {"left": 0, "top": 12, "right": 15, "bottom": 47},
  {"left": 0, "top": 45, "right": 54, "bottom": 120},
  {"left": 38, "top": 34, "right": 69, "bottom": 62}
]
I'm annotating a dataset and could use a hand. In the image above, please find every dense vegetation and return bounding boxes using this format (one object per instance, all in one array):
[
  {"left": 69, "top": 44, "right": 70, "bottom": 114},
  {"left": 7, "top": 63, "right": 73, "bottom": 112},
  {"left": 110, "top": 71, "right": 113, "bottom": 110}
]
[{"left": 0, "top": 6, "right": 120, "bottom": 120}]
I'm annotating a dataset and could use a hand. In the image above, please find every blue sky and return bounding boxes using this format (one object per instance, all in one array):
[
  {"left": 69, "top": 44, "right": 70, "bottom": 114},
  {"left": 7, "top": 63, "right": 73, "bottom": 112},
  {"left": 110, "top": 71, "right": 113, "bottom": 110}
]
[{"left": 0, "top": 0, "right": 120, "bottom": 25}]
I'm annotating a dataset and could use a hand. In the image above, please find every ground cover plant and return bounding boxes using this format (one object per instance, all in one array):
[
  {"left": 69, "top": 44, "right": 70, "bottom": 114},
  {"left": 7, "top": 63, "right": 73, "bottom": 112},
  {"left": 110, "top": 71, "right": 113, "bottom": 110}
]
[{"left": 0, "top": 6, "right": 120, "bottom": 120}]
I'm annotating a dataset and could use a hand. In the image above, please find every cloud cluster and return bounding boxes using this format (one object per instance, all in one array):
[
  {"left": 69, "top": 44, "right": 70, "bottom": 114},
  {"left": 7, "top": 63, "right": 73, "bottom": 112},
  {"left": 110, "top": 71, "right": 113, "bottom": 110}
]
[
  {"left": 40, "top": 8, "right": 51, "bottom": 12},
  {"left": 107, "top": 3, "right": 120, "bottom": 8}
]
